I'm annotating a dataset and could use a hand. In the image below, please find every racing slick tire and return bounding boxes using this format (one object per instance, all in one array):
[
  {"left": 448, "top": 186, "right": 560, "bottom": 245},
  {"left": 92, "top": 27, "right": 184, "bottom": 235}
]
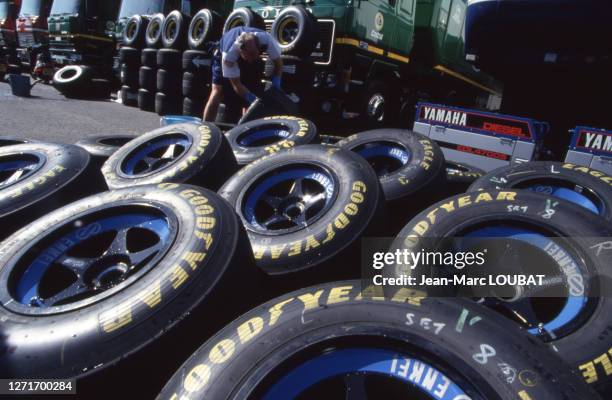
[
  {"left": 155, "top": 92, "right": 181, "bottom": 116},
  {"left": 102, "top": 122, "right": 237, "bottom": 190},
  {"left": 123, "top": 15, "right": 150, "bottom": 49},
  {"left": 219, "top": 145, "right": 386, "bottom": 283},
  {"left": 337, "top": 129, "right": 445, "bottom": 203},
  {"left": 141, "top": 48, "right": 158, "bottom": 68},
  {"left": 188, "top": 9, "right": 222, "bottom": 50},
  {"left": 120, "top": 63, "right": 139, "bottom": 88},
  {"left": 118, "top": 46, "right": 140, "bottom": 66},
  {"left": 156, "top": 48, "right": 182, "bottom": 70},
  {"left": 445, "top": 161, "right": 486, "bottom": 195},
  {"left": 225, "top": 115, "right": 318, "bottom": 165},
  {"left": 0, "top": 185, "right": 260, "bottom": 399},
  {"left": 182, "top": 71, "right": 208, "bottom": 98},
  {"left": 0, "top": 143, "right": 92, "bottom": 240},
  {"left": 157, "top": 68, "right": 181, "bottom": 95},
  {"left": 159, "top": 281, "right": 599, "bottom": 400},
  {"left": 138, "top": 88, "right": 155, "bottom": 112},
  {"left": 139, "top": 66, "right": 156, "bottom": 91},
  {"left": 469, "top": 161, "right": 612, "bottom": 221},
  {"left": 222, "top": 7, "right": 266, "bottom": 33},
  {"left": 52, "top": 65, "right": 93, "bottom": 97},
  {"left": 76, "top": 133, "right": 138, "bottom": 165},
  {"left": 121, "top": 85, "right": 138, "bottom": 107},
  {"left": 161, "top": 10, "right": 190, "bottom": 50},
  {"left": 183, "top": 96, "right": 204, "bottom": 117},
  {"left": 393, "top": 189, "right": 612, "bottom": 396},
  {"left": 0, "top": 136, "right": 35, "bottom": 147},
  {"left": 271, "top": 6, "right": 318, "bottom": 58},
  {"left": 145, "top": 13, "right": 165, "bottom": 48},
  {"left": 182, "top": 49, "right": 212, "bottom": 73}
]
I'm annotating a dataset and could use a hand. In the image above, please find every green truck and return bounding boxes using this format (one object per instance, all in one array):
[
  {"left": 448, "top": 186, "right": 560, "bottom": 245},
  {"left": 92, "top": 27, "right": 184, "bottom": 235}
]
[
  {"left": 234, "top": 0, "right": 502, "bottom": 126},
  {"left": 47, "top": 0, "right": 121, "bottom": 75}
]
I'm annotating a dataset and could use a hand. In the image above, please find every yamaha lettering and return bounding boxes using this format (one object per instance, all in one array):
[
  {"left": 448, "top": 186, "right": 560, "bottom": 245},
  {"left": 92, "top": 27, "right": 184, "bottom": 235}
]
[{"left": 577, "top": 129, "right": 612, "bottom": 154}]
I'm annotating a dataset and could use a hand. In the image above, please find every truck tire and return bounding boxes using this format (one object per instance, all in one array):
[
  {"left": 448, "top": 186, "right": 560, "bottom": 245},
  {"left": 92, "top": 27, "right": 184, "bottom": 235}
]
[
  {"left": 183, "top": 97, "right": 204, "bottom": 117},
  {"left": 393, "top": 190, "right": 612, "bottom": 396},
  {"left": 222, "top": 7, "right": 266, "bottom": 34},
  {"left": 445, "top": 161, "right": 486, "bottom": 195},
  {"left": 52, "top": 65, "right": 93, "bottom": 96},
  {"left": 118, "top": 46, "right": 140, "bottom": 67},
  {"left": 188, "top": 9, "right": 222, "bottom": 50},
  {"left": 141, "top": 48, "right": 158, "bottom": 67},
  {"left": 182, "top": 71, "right": 207, "bottom": 98},
  {"left": 162, "top": 10, "right": 190, "bottom": 50},
  {"left": 362, "top": 79, "right": 400, "bottom": 127},
  {"left": 102, "top": 123, "right": 237, "bottom": 190},
  {"left": 121, "top": 85, "right": 138, "bottom": 107},
  {"left": 226, "top": 115, "right": 317, "bottom": 165},
  {"left": 155, "top": 92, "right": 181, "bottom": 116},
  {"left": 156, "top": 48, "right": 182, "bottom": 70},
  {"left": 157, "top": 68, "right": 181, "bottom": 95},
  {"left": 138, "top": 88, "right": 155, "bottom": 112},
  {"left": 337, "top": 129, "right": 445, "bottom": 202},
  {"left": 469, "top": 161, "right": 612, "bottom": 221},
  {"left": 0, "top": 143, "right": 91, "bottom": 240},
  {"left": 159, "top": 281, "right": 599, "bottom": 400},
  {"left": 0, "top": 185, "right": 260, "bottom": 400},
  {"left": 139, "top": 66, "right": 156, "bottom": 91},
  {"left": 271, "top": 6, "right": 318, "bottom": 58},
  {"left": 182, "top": 49, "right": 212, "bottom": 72},
  {"left": 219, "top": 145, "right": 385, "bottom": 279},
  {"left": 120, "top": 63, "right": 139, "bottom": 87},
  {"left": 145, "top": 13, "right": 165, "bottom": 48},
  {"left": 123, "top": 15, "right": 150, "bottom": 49}
]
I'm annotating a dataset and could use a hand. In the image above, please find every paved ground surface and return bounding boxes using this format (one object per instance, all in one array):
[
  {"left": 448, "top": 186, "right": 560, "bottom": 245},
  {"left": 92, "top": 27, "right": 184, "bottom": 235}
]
[{"left": 0, "top": 80, "right": 160, "bottom": 144}]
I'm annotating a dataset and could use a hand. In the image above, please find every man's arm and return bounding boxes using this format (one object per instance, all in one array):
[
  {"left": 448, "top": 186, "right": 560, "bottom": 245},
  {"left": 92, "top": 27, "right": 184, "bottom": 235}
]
[
  {"left": 229, "top": 77, "right": 257, "bottom": 104},
  {"left": 272, "top": 57, "right": 283, "bottom": 78}
]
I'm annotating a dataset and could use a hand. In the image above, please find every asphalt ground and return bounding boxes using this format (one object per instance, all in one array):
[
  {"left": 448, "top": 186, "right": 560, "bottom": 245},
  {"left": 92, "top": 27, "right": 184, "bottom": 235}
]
[{"left": 0, "top": 80, "right": 160, "bottom": 144}]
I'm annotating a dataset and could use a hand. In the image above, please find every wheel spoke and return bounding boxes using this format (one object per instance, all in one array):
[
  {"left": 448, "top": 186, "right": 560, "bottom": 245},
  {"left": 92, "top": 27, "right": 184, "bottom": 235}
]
[
  {"left": 262, "top": 194, "right": 283, "bottom": 209},
  {"left": 161, "top": 144, "right": 178, "bottom": 160},
  {"left": 57, "top": 255, "right": 96, "bottom": 275},
  {"left": 522, "top": 272, "right": 567, "bottom": 297},
  {"left": 107, "top": 228, "right": 129, "bottom": 255},
  {"left": 3, "top": 169, "right": 26, "bottom": 185},
  {"left": 40, "top": 280, "right": 90, "bottom": 307},
  {"left": 289, "top": 178, "right": 306, "bottom": 198},
  {"left": 263, "top": 213, "right": 289, "bottom": 228},
  {"left": 504, "top": 299, "right": 541, "bottom": 329},
  {"left": 303, "top": 192, "right": 326, "bottom": 211},
  {"left": 128, "top": 241, "right": 164, "bottom": 266},
  {"left": 344, "top": 373, "right": 368, "bottom": 400},
  {"left": 292, "top": 212, "right": 308, "bottom": 228}
]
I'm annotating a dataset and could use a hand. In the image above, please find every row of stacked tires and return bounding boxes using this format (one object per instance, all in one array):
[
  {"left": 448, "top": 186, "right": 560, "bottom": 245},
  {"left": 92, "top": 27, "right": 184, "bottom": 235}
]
[
  {"left": 0, "top": 118, "right": 611, "bottom": 399},
  {"left": 118, "top": 9, "right": 224, "bottom": 116}
]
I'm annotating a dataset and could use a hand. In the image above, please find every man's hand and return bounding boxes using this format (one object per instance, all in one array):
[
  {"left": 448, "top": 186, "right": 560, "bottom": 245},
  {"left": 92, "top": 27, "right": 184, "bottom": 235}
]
[
  {"left": 271, "top": 76, "right": 282, "bottom": 90},
  {"left": 244, "top": 92, "right": 258, "bottom": 105}
]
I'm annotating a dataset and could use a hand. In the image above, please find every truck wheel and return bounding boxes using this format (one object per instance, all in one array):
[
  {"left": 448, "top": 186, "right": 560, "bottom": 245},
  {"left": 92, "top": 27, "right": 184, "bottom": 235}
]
[
  {"left": 271, "top": 6, "right": 318, "bottom": 58},
  {"left": 155, "top": 92, "right": 182, "bottom": 116},
  {"left": 123, "top": 15, "right": 150, "bottom": 49},
  {"left": 226, "top": 116, "right": 317, "bottom": 165},
  {"left": 182, "top": 71, "right": 208, "bottom": 98},
  {"left": 219, "top": 145, "right": 385, "bottom": 278},
  {"left": 162, "top": 10, "right": 190, "bottom": 50},
  {"left": 469, "top": 161, "right": 612, "bottom": 221},
  {"left": 118, "top": 46, "right": 140, "bottom": 67},
  {"left": 0, "top": 143, "right": 91, "bottom": 240},
  {"left": 138, "top": 88, "right": 155, "bottom": 111},
  {"left": 141, "top": 48, "right": 158, "bottom": 67},
  {"left": 223, "top": 7, "right": 266, "bottom": 34},
  {"left": 157, "top": 69, "right": 181, "bottom": 95},
  {"left": 53, "top": 65, "right": 93, "bottom": 96},
  {"left": 182, "top": 49, "right": 212, "bottom": 72},
  {"left": 362, "top": 79, "right": 399, "bottom": 127},
  {"left": 145, "top": 13, "right": 165, "bottom": 48},
  {"left": 188, "top": 9, "right": 222, "bottom": 50},
  {"left": 0, "top": 184, "right": 259, "bottom": 399},
  {"left": 121, "top": 85, "right": 138, "bottom": 107},
  {"left": 337, "top": 129, "right": 445, "bottom": 203},
  {"left": 102, "top": 123, "right": 237, "bottom": 190},
  {"left": 120, "top": 63, "right": 139, "bottom": 88},
  {"left": 159, "top": 281, "right": 598, "bottom": 400},
  {"left": 138, "top": 66, "right": 156, "bottom": 91},
  {"left": 183, "top": 97, "right": 204, "bottom": 117},
  {"left": 445, "top": 161, "right": 486, "bottom": 195},
  {"left": 393, "top": 190, "right": 612, "bottom": 396},
  {"left": 157, "top": 48, "right": 181, "bottom": 70}
]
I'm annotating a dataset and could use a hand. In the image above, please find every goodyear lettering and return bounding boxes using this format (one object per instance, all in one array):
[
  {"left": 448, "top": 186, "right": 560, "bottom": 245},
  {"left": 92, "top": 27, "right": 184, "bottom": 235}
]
[
  {"left": 237, "top": 317, "right": 264, "bottom": 344},
  {"left": 100, "top": 304, "right": 132, "bottom": 333},
  {"left": 579, "top": 347, "right": 612, "bottom": 384},
  {"left": 183, "top": 364, "right": 211, "bottom": 393},
  {"left": 209, "top": 339, "right": 235, "bottom": 364},
  {"left": 297, "top": 290, "right": 324, "bottom": 309},
  {"left": 136, "top": 280, "right": 162, "bottom": 308},
  {"left": 169, "top": 264, "right": 189, "bottom": 289}
]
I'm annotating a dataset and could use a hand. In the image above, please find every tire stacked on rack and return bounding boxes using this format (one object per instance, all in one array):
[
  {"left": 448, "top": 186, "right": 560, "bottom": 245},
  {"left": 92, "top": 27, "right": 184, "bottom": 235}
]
[
  {"left": 156, "top": 10, "right": 190, "bottom": 116},
  {"left": 120, "top": 16, "right": 149, "bottom": 107},
  {"left": 182, "top": 9, "right": 222, "bottom": 117},
  {"left": 139, "top": 13, "right": 165, "bottom": 111}
]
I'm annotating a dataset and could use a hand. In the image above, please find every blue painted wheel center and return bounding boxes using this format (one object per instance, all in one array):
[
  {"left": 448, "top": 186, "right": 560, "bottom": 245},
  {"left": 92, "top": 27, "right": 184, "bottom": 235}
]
[
  {"left": 463, "top": 226, "right": 587, "bottom": 337},
  {"left": 122, "top": 135, "right": 191, "bottom": 175},
  {"left": 263, "top": 348, "right": 469, "bottom": 399},
  {"left": 244, "top": 167, "right": 335, "bottom": 232},
  {"left": 355, "top": 142, "right": 410, "bottom": 177},
  {"left": 14, "top": 212, "right": 171, "bottom": 308},
  {"left": 527, "top": 184, "right": 600, "bottom": 214},
  {"left": 238, "top": 125, "right": 291, "bottom": 147},
  {"left": 0, "top": 155, "right": 41, "bottom": 188}
]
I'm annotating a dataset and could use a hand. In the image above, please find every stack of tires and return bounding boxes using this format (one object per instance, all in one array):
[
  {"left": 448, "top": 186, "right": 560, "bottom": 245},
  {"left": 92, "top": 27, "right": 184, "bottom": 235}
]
[
  {"left": 181, "top": 9, "right": 222, "bottom": 117},
  {"left": 119, "top": 15, "right": 150, "bottom": 107},
  {"left": 137, "top": 13, "right": 165, "bottom": 112}
]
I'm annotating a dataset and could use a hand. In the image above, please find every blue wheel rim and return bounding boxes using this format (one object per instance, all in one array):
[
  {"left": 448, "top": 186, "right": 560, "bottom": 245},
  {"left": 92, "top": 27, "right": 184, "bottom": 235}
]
[
  {"left": 0, "top": 153, "right": 43, "bottom": 189},
  {"left": 527, "top": 184, "right": 600, "bottom": 214},
  {"left": 354, "top": 142, "right": 410, "bottom": 177},
  {"left": 243, "top": 166, "right": 336, "bottom": 234},
  {"left": 237, "top": 124, "right": 291, "bottom": 147},
  {"left": 263, "top": 348, "right": 469, "bottom": 400},
  {"left": 463, "top": 226, "right": 588, "bottom": 338},
  {"left": 11, "top": 209, "right": 174, "bottom": 310},
  {"left": 121, "top": 134, "right": 192, "bottom": 176}
]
